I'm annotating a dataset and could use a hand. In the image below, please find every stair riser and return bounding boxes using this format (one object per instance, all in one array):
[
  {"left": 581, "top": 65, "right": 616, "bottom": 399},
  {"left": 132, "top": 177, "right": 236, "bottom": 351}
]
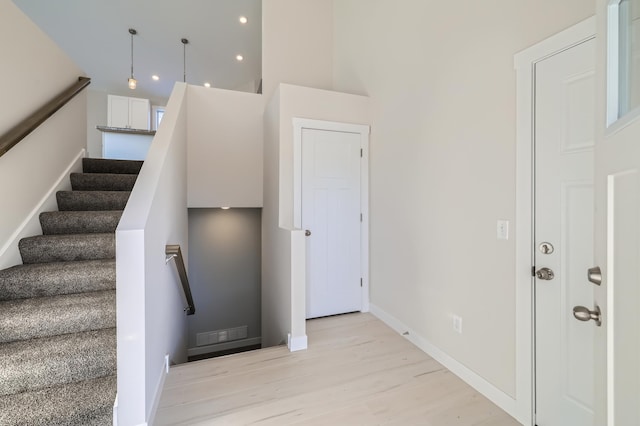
[
  {"left": 40, "top": 211, "right": 122, "bottom": 235},
  {"left": 56, "top": 191, "right": 130, "bottom": 211},
  {"left": 0, "top": 329, "right": 116, "bottom": 396},
  {"left": 82, "top": 157, "right": 143, "bottom": 175},
  {"left": 70, "top": 173, "right": 137, "bottom": 191},
  {"left": 0, "top": 260, "right": 115, "bottom": 301},
  {"left": 19, "top": 234, "right": 115, "bottom": 264},
  {"left": 0, "top": 291, "right": 116, "bottom": 344}
]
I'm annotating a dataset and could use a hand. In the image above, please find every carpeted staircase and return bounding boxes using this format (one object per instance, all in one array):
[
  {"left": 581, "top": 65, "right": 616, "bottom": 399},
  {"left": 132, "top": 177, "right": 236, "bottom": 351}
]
[{"left": 0, "top": 158, "right": 142, "bottom": 426}]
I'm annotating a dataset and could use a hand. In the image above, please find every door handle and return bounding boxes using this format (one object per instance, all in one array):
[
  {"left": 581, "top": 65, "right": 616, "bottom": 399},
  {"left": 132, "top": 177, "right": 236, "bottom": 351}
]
[
  {"left": 588, "top": 266, "right": 602, "bottom": 286},
  {"left": 305, "top": 230, "right": 311, "bottom": 237},
  {"left": 535, "top": 267, "right": 555, "bottom": 281},
  {"left": 573, "top": 305, "right": 602, "bottom": 327}
]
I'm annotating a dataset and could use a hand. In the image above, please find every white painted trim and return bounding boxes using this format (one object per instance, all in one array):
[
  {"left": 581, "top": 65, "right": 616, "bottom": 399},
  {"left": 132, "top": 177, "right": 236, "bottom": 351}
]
[
  {"left": 607, "top": 0, "right": 622, "bottom": 126},
  {"left": 292, "top": 118, "right": 371, "bottom": 315},
  {"left": 0, "top": 149, "right": 85, "bottom": 269},
  {"left": 369, "top": 304, "right": 520, "bottom": 422},
  {"left": 514, "top": 16, "right": 596, "bottom": 426},
  {"left": 287, "top": 332, "right": 308, "bottom": 352},
  {"left": 187, "top": 337, "right": 263, "bottom": 357},
  {"left": 112, "top": 394, "right": 118, "bottom": 426},
  {"left": 145, "top": 359, "right": 168, "bottom": 426}
]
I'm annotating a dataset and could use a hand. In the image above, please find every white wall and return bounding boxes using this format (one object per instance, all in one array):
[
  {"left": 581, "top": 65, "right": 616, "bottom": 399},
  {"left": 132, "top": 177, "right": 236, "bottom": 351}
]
[
  {"left": 116, "top": 83, "right": 189, "bottom": 425},
  {"left": 262, "top": 0, "right": 334, "bottom": 100},
  {"left": 261, "top": 84, "right": 369, "bottom": 348},
  {"left": 332, "top": 0, "right": 595, "bottom": 405},
  {"left": 86, "top": 89, "right": 107, "bottom": 158},
  {"left": 261, "top": 88, "right": 291, "bottom": 347},
  {"left": 187, "top": 86, "right": 263, "bottom": 208},
  {"left": 187, "top": 208, "right": 262, "bottom": 356},
  {"left": 0, "top": 0, "right": 86, "bottom": 269}
]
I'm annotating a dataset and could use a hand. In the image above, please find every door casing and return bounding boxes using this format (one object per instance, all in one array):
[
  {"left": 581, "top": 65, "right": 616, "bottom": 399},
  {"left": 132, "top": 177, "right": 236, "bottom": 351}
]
[
  {"left": 514, "top": 16, "right": 597, "bottom": 426},
  {"left": 293, "top": 118, "right": 371, "bottom": 316}
]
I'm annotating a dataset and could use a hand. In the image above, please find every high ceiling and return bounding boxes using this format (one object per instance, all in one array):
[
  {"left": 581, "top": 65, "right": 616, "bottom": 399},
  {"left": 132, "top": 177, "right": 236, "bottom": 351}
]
[{"left": 13, "top": 0, "right": 262, "bottom": 102}]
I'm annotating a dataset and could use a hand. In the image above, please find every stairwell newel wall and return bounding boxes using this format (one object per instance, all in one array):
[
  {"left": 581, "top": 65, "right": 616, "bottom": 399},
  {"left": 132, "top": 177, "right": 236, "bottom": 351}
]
[
  {"left": 0, "top": 1, "right": 86, "bottom": 269},
  {"left": 116, "top": 83, "right": 189, "bottom": 426}
]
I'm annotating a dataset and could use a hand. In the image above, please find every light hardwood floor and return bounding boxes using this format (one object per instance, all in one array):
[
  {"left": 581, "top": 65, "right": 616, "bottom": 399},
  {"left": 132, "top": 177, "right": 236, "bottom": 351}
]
[{"left": 156, "top": 313, "right": 520, "bottom": 425}]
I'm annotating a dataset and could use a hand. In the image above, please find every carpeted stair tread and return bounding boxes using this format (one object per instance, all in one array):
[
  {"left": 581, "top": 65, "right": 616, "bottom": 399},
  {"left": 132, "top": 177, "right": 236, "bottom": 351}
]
[
  {"left": 0, "top": 290, "right": 115, "bottom": 343},
  {"left": 19, "top": 233, "right": 115, "bottom": 264},
  {"left": 40, "top": 210, "right": 122, "bottom": 235},
  {"left": 0, "top": 259, "right": 115, "bottom": 301},
  {"left": 56, "top": 190, "right": 130, "bottom": 211},
  {"left": 82, "top": 157, "right": 143, "bottom": 175},
  {"left": 70, "top": 172, "right": 138, "bottom": 191},
  {"left": 0, "top": 328, "right": 116, "bottom": 396},
  {"left": 0, "top": 375, "right": 116, "bottom": 426}
]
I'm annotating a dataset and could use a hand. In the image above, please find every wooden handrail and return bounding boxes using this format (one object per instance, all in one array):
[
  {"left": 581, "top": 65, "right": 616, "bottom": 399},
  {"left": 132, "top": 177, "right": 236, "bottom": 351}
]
[
  {"left": 166, "top": 244, "right": 196, "bottom": 315},
  {"left": 0, "top": 76, "right": 91, "bottom": 157}
]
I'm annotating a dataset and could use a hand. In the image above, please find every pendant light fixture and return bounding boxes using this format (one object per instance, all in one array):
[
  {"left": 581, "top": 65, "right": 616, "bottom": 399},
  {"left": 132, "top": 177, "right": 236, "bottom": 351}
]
[
  {"left": 128, "top": 28, "right": 137, "bottom": 90},
  {"left": 181, "top": 38, "right": 189, "bottom": 83}
]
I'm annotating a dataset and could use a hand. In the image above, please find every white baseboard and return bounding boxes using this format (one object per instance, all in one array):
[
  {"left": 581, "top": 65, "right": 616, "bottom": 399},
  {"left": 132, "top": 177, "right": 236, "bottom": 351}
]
[
  {"left": 369, "top": 304, "right": 522, "bottom": 424},
  {"left": 287, "top": 333, "right": 308, "bottom": 352},
  {"left": 0, "top": 149, "right": 85, "bottom": 270},
  {"left": 187, "top": 337, "right": 262, "bottom": 357}
]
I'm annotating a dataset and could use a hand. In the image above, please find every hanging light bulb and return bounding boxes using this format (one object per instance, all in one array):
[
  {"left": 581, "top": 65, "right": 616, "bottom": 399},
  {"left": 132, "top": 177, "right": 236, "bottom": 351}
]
[
  {"left": 181, "top": 38, "right": 189, "bottom": 83},
  {"left": 128, "top": 28, "right": 137, "bottom": 89}
]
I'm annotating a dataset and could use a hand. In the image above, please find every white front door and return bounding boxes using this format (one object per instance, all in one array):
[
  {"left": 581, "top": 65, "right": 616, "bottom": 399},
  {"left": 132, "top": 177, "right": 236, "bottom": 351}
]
[
  {"left": 534, "top": 37, "right": 596, "bottom": 425},
  {"left": 301, "top": 128, "right": 362, "bottom": 319},
  {"left": 594, "top": 1, "right": 640, "bottom": 424}
]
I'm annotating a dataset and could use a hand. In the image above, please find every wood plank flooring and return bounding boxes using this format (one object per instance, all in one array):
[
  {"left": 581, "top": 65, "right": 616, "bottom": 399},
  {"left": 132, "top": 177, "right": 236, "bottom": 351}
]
[{"left": 156, "top": 313, "right": 520, "bottom": 425}]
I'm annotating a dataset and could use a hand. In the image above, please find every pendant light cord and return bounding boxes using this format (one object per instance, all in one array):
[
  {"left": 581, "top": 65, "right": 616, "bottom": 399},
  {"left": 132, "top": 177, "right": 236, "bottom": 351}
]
[{"left": 181, "top": 38, "right": 189, "bottom": 83}]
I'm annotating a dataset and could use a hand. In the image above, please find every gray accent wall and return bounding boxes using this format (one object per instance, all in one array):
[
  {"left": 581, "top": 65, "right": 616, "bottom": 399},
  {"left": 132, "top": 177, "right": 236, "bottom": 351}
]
[{"left": 187, "top": 208, "right": 261, "bottom": 350}]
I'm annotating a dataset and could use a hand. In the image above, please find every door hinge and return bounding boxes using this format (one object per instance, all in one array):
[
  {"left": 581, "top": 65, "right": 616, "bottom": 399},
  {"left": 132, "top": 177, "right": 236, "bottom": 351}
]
[
  {"left": 360, "top": 213, "right": 363, "bottom": 222},
  {"left": 360, "top": 278, "right": 363, "bottom": 287},
  {"left": 531, "top": 266, "right": 536, "bottom": 277},
  {"left": 360, "top": 148, "right": 363, "bottom": 157}
]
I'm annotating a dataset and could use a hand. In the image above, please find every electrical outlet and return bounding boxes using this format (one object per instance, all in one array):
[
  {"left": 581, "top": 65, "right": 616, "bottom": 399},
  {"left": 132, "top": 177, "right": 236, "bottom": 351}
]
[{"left": 452, "top": 315, "right": 463, "bottom": 334}]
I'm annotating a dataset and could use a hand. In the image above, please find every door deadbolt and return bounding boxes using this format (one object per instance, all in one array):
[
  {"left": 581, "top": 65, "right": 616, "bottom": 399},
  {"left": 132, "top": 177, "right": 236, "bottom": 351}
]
[
  {"left": 573, "top": 305, "right": 602, "bottom": 327},
  {"left": 587, "top": 266, "right": 602, "bottom": 286},
  {"left": 536, "top": 267, "right": 555, "bottom": 281},
  {"left": 305, "top": 230, "right": 311, "bottom": 237},
  {"left": 539, "top": 242, "right": 554, "bottom": 254}
]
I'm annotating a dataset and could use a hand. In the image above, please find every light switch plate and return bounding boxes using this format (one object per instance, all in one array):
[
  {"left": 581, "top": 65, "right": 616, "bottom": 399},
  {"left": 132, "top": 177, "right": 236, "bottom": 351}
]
[{"left": 497, "top": 220, "right": 509, "bottom": 240}]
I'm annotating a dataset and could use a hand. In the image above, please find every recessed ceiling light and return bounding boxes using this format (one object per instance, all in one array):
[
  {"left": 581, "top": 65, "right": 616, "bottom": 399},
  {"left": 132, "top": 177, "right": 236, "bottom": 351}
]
[
  {"left": 221, "top": 206, "right": 231, "bottom": 210},
  {"left": 152, "top": 75, "right": 160, "bottom": 81},
  {"left": 204, "top": 82, "right": 211, "bottom": 88},
  {"left": 236, "top": 55, "right": 244, "bottom": 61},
  {"left": 239, "top": 16, "right": 248, "bottom": 24}
]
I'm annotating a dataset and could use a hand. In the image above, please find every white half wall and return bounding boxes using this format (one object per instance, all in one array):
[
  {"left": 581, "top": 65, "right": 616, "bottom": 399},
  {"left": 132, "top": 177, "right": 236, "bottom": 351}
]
[
  {"left": 187, "top": 86, "right": 263, "bottom": 208},
  {"left": 332, "top": 0, "right": 595, "bottom": 405},
  {"left": 116, "top": 83, "right": 189, "bottom": 425}
]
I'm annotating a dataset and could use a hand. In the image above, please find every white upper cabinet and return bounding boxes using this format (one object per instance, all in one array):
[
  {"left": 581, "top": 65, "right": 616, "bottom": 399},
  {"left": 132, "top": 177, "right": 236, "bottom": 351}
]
[{"left": 107, "top": 95, "right": 150, "bottom": 130}]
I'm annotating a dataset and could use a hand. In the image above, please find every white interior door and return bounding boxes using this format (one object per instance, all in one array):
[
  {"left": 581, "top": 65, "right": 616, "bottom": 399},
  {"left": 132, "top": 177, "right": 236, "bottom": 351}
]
[
  {"left": 595, "top": 1, "right": 640, "bottom": 424},
  {"left": 534, "top": 37, "right": 596, "bottom": 426},
  {"left": 302, "top": 128, "right": 362, "bottom": 319}
]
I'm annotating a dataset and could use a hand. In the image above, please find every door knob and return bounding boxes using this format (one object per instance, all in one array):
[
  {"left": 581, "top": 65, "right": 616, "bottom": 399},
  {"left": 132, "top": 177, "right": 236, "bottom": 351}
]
[
  {"left": 573, "top": 305, "right": 602, "bottom": 327},
  {"left": 588, "top": 266, "right": 602, "bottom": 286},
  {"left": 536, "top": 267, "right": 555, "bottom": 281},
  {"left": 305, "top": 230, "right": 311, "bottom": 237}
]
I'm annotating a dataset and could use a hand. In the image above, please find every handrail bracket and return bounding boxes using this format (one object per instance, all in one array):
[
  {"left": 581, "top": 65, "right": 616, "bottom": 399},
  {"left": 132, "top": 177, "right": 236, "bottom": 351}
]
[{"left": 165, "top": 244, "right": 195, "bottom": 315}]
